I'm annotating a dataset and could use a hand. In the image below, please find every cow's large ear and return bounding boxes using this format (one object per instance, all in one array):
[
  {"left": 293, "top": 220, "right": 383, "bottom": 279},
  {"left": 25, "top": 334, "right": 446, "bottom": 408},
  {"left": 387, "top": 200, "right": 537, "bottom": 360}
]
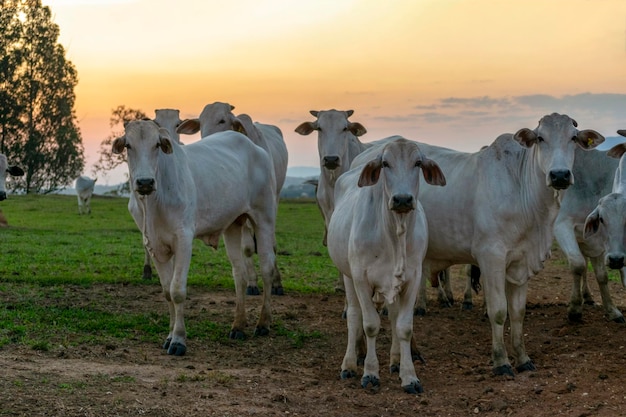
[
  {"left": 607, "top": 143, "right": 626, "bottom": 159},
  {"left": 176, "top": 118, "right": 200, "bottom": 135},
  {"left": 513, "top": 128, "right": 538, "bottom": 148},
  {"left": 232, "top": 118, "right": 248, "bottom": 135},
  {"left": 158, "top": 128, "right": 173, "bottom": 154},
  {"left": 309, "top": 110, "right": 319, "bottom": 117},
  {"left": 112, "top": 136, "right": 127, "bottom": 154},
  {"left": 346, "top": 110, "right": 354, "bottom": 118},
  {"left": 348, "top": 122, "right": 367, "bottom": 137},
  {"left": 358, "top": 155, "right": 382, "bottom": 187},
  {"left": 583, "top": 207, "right": 601, "bottom": 238},
  {"left": 7, "top": 166, "right": 24, "bottom": 177},
  {"left": 575, "top": 130, "right": 604, "bottom": 150},
  {"left": 295, "top": 121, "right": 317, "bottom": 135},
  {"left": 421, "top": 159, "right": 446, "bottom": 186}
]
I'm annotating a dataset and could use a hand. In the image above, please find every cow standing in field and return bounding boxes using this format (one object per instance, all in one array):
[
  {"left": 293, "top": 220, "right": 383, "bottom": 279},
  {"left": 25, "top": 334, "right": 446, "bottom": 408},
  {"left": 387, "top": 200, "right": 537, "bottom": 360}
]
[
  {"left": 75, "top": 175, "right": 97, "bottom": 215},
  {"left": 113, "top": 120, "right": 280, "bottom": 355},
  {"left": 177, "top": 102, "right": 287, "bottom": 295},
  {"left": 584, "top": 130, "right": 626, "bottom": 287},
  {"left": 0, "top": 154, "right": 24, "bottom": 202},
  {"left": 327, "top": 138, "right": 446, "bottom": 393},
  {"left": 413, "top": 113, "right": 603, "bottom": 376}
]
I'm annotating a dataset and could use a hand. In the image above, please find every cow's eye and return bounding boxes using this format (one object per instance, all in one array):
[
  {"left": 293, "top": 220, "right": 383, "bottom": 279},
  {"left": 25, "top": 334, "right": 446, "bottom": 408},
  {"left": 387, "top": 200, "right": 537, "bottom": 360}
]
[
  {"left": 382, "top": 160, "right": 390, "bottom": 168},
  {"left": 537, "top": 136, "right": 544, "bottom": 142},
  {"left": 571, "top": 136, "right": 577, "bottom": 141},
  {"left": 125, "top": 144, "right": 132, "bottom": 150},
  {"left": 415, "top": 160, "right": 422, "bottom": 167},
  {"left": 600, "top": 217, "right": 604, "bottom": 224},
  {"left": 219, "top": 119, "right": 226, "bottom": 124}
]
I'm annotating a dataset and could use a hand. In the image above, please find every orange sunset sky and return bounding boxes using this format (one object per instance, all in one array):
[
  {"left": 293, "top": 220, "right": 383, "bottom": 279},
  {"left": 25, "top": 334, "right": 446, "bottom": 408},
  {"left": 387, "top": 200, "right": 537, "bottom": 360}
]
[{"left": 43, "top": 0, "right": 626, "bottom": 185}]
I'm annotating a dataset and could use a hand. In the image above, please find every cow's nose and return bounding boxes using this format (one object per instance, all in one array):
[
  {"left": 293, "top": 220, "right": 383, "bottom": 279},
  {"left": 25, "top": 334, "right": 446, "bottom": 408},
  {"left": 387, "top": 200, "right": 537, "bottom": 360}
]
[
  {"left": 390, "top": 194, "right": 415, "bottom": 213},
  {"left": 136, "top": 178, "right": 155, "bottom": 195},
  {"left": 607, "top": 254, "right": 625, "bottom": 270},
  {"left": 549, "top": 169, "right": 572, "bottom": 190},
  {"left": 323, "top": 156, "right": 340, "bottom": 170},
  {"left": 0, "top": 191, "right": 6, "bottom": 201}
]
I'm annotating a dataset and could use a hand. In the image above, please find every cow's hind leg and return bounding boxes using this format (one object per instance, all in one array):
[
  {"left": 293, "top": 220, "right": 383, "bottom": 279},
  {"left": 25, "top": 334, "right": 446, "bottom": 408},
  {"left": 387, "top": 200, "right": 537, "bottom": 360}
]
[
  {"left": 223, "top": 224, "right": 251, "bottom": 339},
  {"left": 251, "top": 218, "right": 280, "bottom": 337}
]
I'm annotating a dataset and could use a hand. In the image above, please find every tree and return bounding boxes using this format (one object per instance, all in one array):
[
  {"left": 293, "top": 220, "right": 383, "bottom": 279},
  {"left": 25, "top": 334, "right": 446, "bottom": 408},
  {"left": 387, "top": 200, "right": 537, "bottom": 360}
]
[
  {"left": 93, "top": 105, "right": 147, "bottom": 176},
  {"left": 2, "top": 0, "right": 85, "bottom": 193}
]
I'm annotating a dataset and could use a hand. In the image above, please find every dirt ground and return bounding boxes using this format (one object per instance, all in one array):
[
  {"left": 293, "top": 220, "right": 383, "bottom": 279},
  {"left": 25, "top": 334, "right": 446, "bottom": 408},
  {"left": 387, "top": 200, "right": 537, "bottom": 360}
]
[{"left": 2, "top": 248, "right": 626, "bottom": 417}]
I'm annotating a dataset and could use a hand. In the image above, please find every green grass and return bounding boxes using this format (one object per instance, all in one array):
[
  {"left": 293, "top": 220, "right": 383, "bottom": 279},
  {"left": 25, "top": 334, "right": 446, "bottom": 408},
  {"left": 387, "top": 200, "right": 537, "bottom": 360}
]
[{"left": 0, "top": 194, "right": 336, "bottom": 350}]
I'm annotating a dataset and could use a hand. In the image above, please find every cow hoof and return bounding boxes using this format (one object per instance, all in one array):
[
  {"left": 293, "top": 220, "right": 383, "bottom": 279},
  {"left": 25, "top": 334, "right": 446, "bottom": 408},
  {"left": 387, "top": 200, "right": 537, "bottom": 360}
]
[
  {"left": 414, "top": 308, "right": 426, "bottom": 316},
  {"left": 142, "top": 266, "right": 152, "bottom": 280},
  {"left": 516, "top": 360, "right": 536, "bottom": 373},
  {"left": 390, "top": 364, "right": 399, "bottom": 374},
  {"left": 403, "top": 380, "right": 424, "bottom": 394},
  {"left": 340, "top": 369, "right": 356, "bottom": 379},
  {"left": 567, "top": 311, "right": 583, "bottom": 323},
  {"left": 254, "top": 326, "right": 270, "bottom": 337},
  {"left": 162, "top": 337, "right": 171, "bottom": 350},
  {"left": 611, "top": 315, "right": 625, "bottom": 324},
  {"left": 271, "top": 286, "right": 284, "bottom": 296},
  {"left": 167, "top": 342, "right": 186, "bottom": 356},
  {"left": 246, "top": 286, "right": 260, "bottom": 296},
  {"left": 361, "top": 375, "right": 380, "bottom": 389},
  {"left": 462, "top": 302, "right": 473, "bottom": 311},
  {"left": 493, "top": 364, "right": 515, "bottom": 377},
  {"left": 229, "top": 329, "right": 246, "bottom": 340}
]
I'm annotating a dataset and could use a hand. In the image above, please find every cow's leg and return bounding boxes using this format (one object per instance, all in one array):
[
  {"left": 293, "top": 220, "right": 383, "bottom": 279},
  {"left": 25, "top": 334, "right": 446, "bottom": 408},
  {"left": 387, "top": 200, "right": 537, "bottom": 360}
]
[
  {"left": 241, "top": 221, "right": 260, "bottom": 296},
  {"left": 388, "top": 275, "right": 423, "bottom": 394},
  {"left": 506, "top": 277, "right": 534, "bottom": 373},
  {"left": 480, "top": 256, "right": 513, "bottom": 376},
  {"left": 341, "top": 274, "right": 362, "bottom": 379},
  {"left": 589, "top": 256, "right": 624, "bottom": 322},
  {"left": 223, "top": 224, "right": 250, "bottom": 339},
  {"left": 414, "top": 265, "right": 430, "bottom": 316},
  {"left": 434, "top": 268, "right": 453, "bottom": 308},
  {"left": 153, "top": 255, "right": 188, "bottom": 356},
  {"left": 554, "top": 221, "right": 588, "bottom": 322},
  {"left": 142, "top": 246, "right": 153, "bottom": 280},
  {"left": 353, "top": 276, "right": 380, "bottom": 389}
]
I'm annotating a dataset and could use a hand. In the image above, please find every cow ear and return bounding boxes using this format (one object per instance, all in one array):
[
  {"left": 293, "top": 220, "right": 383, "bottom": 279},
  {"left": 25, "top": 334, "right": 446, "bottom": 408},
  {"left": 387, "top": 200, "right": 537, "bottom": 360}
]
[
  {"left": 348, "top": 122, "right": 367, "bottom": 137},
  {"left": 421, "top": 159, "right": 446, "bottom": 186},
  {"left": 607, "top": 143, "right": 626, "bottom": 159},
  {"left": 513, "top": 128, "right": 538, "bottom": 148},
  {"left": 309, "top": 110, "right": 319, "bottom": 117},
  {"left": 176, "top": 119, "right": 200, "bottom": 135},
  {"left": 112, "top": 136, "right": 127, "bottom": 154},
  {"left": 229, "top": 104, "right": 235, "bottom": 111},
  {"left": 158, "top": 128, "right": 173, "bottom": 154},
  {"left": 232, "top": 118, "right": 248, "bottom": 135},
  {"left": 345, "top": 110, "right": 354, "bottom": 118},
  {"left": 358, "top": 156, "right": 382, "bottom": 187},
  {"left": 575, "top": 130, "right": 604, "bottom": 150},
  {"left": 295, "top": 121, "right": 317, "bottom": 135},
  {"left": 583, "top": 207, "right": 601, "bottom": 238},
  {"left": 7, "top": 166, "right": 24, "bottom": 177}
]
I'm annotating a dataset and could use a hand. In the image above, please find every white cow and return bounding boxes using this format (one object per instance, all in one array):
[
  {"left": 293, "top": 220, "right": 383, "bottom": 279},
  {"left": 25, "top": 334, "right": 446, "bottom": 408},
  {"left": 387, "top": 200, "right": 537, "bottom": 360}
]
[
  {"left": 328, "top": 138, "right": 446, "bottom": 393},
  {"left": 75, "top": 175, "right": 97, "bottom": 215},
  {"left": 113, "top": 120, "right": 279, "bottom": 355},
  {"left": 177, "top": 102, "right": 288, "bottom": 295},
  {"left": 412, "top": 113, "right": 603, "bottom": 376},
  {"left": 584, "top": 130, "right": 626, "bottom": 285},
  {"left": 0, "top": 154, "right": 24, "bottom": 201}
]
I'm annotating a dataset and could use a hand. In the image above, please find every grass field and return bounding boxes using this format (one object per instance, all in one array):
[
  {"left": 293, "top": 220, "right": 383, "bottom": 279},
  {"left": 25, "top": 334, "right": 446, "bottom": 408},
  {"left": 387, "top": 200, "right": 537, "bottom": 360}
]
[{"left": 0, "top": 194, "right": 336, "bottom": 349}]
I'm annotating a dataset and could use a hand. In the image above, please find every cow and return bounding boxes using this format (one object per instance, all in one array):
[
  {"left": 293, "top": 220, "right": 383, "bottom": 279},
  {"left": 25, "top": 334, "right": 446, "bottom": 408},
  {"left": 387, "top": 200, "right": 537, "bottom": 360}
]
[
  {"left": 327, "top": 138, "right": 446, "bottom": 393},
  {"left": 113, "top": 120, "right": 280, "bottom": 355},
  {"left": 75, "top": 175, "right": 97, "bottom": 215},
  {"left": 410, "top": 113, "right": 603, "bottom": 376},
  {"left": 0, "top": 154, "right": 24, "bottom": 201},
  {"left": 177, "top": 102, "right": 287, "bottom": 296},
  {"left": 584, "top": 130, "right": 626, "bottom": 287},
  {"left": 138, "top": 109, "right": 185, "bottom": 280}
]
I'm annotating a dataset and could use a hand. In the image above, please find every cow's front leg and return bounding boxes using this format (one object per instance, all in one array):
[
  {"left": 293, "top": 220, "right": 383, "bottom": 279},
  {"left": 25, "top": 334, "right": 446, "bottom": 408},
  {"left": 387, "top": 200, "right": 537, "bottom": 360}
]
[
  {"left": 354, "top": 278, "right": 381, "bottom": 389},
  {"left": 589, "top": 257, "right": 624, "bottom": 322},
  {"left": 506, "top": 278, "right": 534, "bottom": 372},
  {"left": 153, "top": 255, "right": 188, "bottom": 356},
  {"left": 341, "top": 274, "right": 361, "bottom": 379}
]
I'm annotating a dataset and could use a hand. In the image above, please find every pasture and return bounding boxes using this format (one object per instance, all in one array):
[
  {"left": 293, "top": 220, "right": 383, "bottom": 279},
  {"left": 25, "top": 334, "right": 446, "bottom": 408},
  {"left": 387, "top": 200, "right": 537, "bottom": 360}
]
[{"left": 1, "top": 194, "right": 626, "bottom": 416}]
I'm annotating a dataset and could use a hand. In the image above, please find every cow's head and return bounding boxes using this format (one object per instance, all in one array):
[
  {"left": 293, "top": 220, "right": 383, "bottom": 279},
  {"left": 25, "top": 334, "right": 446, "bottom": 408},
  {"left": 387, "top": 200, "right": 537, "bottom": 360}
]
[
  {"left": 112, "top": 120, "right": 173, "bottom": 196},
  {"left": 154, "top": 108, "right": 183, "bottom": 144},
  {"left": 513, "top": 113, "right": 604, "bottom": 190},
  {"left": 357, "top": 138, "right": 446, "bottom": 213},
  {"left": 584, "top": 193, "right": 626, "bottom": 286},
  {"left": 295, "top": 109, "right": 367, "bottom": 172},
  {"left": 0, "top": 154, "right": 24, "bottom": 201},
  {"left": 177, "top": 102, "right": 248, "bottom": 138}
]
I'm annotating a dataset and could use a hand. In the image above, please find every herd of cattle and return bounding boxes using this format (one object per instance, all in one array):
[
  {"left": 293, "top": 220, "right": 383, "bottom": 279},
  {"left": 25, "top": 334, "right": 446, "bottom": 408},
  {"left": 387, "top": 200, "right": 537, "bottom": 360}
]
[{"left": 2, "top": 105, "right": 625, "bottom": 394}]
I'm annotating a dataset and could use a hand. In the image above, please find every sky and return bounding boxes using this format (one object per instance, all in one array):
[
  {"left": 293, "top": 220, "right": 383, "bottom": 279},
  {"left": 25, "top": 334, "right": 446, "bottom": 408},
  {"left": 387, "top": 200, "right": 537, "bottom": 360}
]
[{"left": 42, "top": 0, "right": 626, "bottom": 185}]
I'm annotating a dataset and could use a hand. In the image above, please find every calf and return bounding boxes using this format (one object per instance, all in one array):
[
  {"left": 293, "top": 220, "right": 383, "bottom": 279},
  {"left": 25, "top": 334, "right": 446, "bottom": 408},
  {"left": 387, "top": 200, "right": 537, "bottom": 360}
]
[
  {"left": 75, "top": 175, "right": 96, "bottom": 215},
  {"left": 327, "top": 138, "right": 446, "bottom": 393}
]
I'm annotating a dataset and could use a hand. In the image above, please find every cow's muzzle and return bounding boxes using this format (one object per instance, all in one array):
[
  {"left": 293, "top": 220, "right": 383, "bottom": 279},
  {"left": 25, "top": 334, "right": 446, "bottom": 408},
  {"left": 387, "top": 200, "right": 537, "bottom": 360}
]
[
  {"left": 607, "top": 254, "right": 625, "bottom": 270},
  {"left": 549, "top": 169, "right": 572, "bottom": 190},
  {"left": 135, "top": 178, "right": 155, "bottom": 195},
  {"left": 322, "top": 156, "right": 340, "bottom": 170},
  {"left": 390, "top": 194, "right": 415, "bottom": 213}
]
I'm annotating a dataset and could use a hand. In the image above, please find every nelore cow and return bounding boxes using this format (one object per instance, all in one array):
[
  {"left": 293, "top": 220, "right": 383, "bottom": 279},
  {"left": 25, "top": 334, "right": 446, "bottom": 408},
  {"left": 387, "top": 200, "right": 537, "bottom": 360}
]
[
  {"left": 413, "top": 113, "right": 603, "bottom": 376},
  {"left": 0, "top": 154, "right": 24, "bottom": 201},
  {"left": 584, "top": 130, "right": 626, "bottom": 288},
  {"left": 327, "top": 138, "right": 446, "bottom": 394},
  {"left": 113, "top": 120, "right": 279, "bottom": 355},
  {"left": 178, "top": 102, "right": 287, "bottom": 296},
  {"left": 75, "top": 175, "right": 97, "bottom": 215}
]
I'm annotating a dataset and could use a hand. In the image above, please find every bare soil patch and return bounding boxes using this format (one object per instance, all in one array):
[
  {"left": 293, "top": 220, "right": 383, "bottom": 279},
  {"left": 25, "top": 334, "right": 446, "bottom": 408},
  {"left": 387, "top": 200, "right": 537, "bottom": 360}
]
[{"left": 2, "top": 248, "right": 626, "bottom": 416}]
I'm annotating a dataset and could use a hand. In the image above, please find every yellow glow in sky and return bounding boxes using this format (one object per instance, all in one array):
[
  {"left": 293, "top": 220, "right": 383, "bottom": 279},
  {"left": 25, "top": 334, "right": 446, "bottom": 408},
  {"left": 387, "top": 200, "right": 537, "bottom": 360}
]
[{"left": 43, "top": 0, "right": 626, "bottom": 184}]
